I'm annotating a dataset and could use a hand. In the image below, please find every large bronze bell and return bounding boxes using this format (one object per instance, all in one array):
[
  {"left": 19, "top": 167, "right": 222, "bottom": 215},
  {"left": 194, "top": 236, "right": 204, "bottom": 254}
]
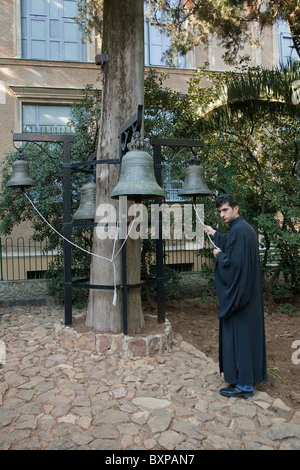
[
  {"left": 73, "top": 181, "right": 96, "bottom": 220},
  {"left": 111, "top": 148, "right": 164, "bottom": 200},
  {"left": 178, "top": 158, "right": 212, "bottom": 197},
  {"left": 7, "top": 157, "right": 35, "bottom": 188}
]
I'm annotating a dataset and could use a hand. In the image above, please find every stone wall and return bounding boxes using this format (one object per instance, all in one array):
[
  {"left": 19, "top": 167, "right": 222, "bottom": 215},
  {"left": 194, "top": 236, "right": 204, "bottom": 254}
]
[{"left": 54, "top": 314, "right": 173, "bottom": 360}]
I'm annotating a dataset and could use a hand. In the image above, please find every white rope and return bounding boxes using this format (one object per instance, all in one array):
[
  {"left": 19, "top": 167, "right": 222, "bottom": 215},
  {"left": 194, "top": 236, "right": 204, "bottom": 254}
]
[
  {"left": 23, "top": 192, "right": 219, "bottom": 306},
  {"left": 23, "top": 191, "right": 134, "bottom": 306},
  {"left": 192, "top": 203, "right": 219, "bottom": 249}
]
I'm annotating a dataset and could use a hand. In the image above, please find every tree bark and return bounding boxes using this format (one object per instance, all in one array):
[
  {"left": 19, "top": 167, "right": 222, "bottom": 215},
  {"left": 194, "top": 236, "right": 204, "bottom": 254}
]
[{"left": 86, "top": 0, "right": 145, "bottom": 333}]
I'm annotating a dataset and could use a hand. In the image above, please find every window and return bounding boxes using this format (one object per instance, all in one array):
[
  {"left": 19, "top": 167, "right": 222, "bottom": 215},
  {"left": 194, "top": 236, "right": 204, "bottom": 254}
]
[
  {"left": 164, "top": 181, "right": 184, "bottom": 201},
  {"left": 22, "top": 104, "right": 74, "bottom": 134},
  {"left": 162, "top": 165, "right": 184, "bottom": 202},
  {"left": 278, "top": 20, "right": 299, "bottom": 66},
  {"left": 21, "top": 0, "right": 87, "bottom": 62},
  {"left": 144, "top": 11, "right": 186, "bottom": 68}
]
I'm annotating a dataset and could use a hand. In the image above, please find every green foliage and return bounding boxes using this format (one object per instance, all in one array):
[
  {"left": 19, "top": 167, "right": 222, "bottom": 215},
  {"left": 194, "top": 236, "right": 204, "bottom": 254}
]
[
  {"left": 144, "top": 68, "right": 191, "bottom": 140},
  {"left": 198, "top": 263, "right": 215, "bottom": 290},
  {"left": 76, "top": 1, "right": 300, "bottom": 64},
  {"left": 267, "top": 365, "right": 286, "bottom": 384},
  {"left": 144, "top": 62, "right": 300, "bottom": 301},
  {"left": 196, "top": 64, "right": 300, "bottom": 299},
  {"left": 140, "top": 215, "right": 182, "bottom": 299},
  {"left": 146, "top": 1, "right": 300, "bottom": 64},
  {"left": 1, "top": 63, "right": 299, "bottom": 306},
  {"left": 70, "top": 84, "right": 102, "bottom": 158},
  {"left": 0, "top": 85, "right": 101, "bottom": 302},
  {"left": 278, "top": 303, "right": 296, "bottom": 316},
  {"left": 0, "top": 144, "right": 65, "bottom": 244},
  {"left": 45, "top": 248, "right": 90, "bottom": 305},
  {"left": 145, "top": 261, "right": 182, "bottom": 299},
  {"left": 75, "top": 0, "right": 103, "bottom": 39}
]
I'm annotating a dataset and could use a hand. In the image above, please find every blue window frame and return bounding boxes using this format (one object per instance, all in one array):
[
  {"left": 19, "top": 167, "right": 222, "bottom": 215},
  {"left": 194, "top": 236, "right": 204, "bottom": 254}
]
[
  {"left": 144, "top": 8, "right": 186, "bottom": 68},
  {"left": 21, "top": 0, "right": 87, "bottom": 62},
  {"left": 22, "top": 104, "right": 74, "bottom": 134},
  {"left": 278, "top": 20, "right": 299, "bottom": 67}
]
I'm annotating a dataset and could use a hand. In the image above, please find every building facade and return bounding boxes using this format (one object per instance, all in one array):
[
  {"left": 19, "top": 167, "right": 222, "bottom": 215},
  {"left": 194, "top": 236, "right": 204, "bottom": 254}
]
[{"left": 0, "top": 0, "right": 293, "bottom": 279}]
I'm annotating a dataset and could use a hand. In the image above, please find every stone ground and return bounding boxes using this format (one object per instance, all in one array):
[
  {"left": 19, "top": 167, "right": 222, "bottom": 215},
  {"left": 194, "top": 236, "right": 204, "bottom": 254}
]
[
  {"left": 0, "top": 280, "right": 300, "bottom": 451},
  {"left": 163, "top": 274, "right": 300, "bottom": 412}
]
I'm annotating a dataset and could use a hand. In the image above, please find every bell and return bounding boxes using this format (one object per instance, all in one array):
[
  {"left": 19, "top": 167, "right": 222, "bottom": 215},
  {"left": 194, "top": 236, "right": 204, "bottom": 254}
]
[
  {"left": 73, "top": 181, "right": 96, "bottom": 220},
  {"left": 111, "top": 148, "right": 164, "bottom": 200},
  {"left": 178, "top": 158, "right": 212, "bottom": 197},
  {"left": 7, "top": 157, "right": 35, "bottom": 188}
]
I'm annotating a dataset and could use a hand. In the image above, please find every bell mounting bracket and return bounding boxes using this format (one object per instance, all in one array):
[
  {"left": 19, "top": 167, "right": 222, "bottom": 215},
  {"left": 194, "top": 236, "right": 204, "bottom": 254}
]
[{"left": 118, "top": 104, "right": 143, "bottom": 159}]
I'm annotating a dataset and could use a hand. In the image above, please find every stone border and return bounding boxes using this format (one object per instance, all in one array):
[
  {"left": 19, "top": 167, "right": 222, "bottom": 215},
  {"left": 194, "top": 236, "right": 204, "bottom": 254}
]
[{"left": 54, "top": 314, "right": 173, "bottom": 359}]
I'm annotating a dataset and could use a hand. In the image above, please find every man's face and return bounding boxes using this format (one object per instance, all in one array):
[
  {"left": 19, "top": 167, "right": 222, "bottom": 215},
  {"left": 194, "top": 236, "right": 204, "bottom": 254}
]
[{"left": 217, "top": 203, "right": 239, "bottom": 224}]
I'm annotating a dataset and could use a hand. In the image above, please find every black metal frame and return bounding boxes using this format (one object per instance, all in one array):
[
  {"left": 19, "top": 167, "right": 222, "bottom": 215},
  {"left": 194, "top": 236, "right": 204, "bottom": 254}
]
[
  {"left": 13, "top": 118, "right": 204, "bottom": 335},
  {"left": 66, "top": 105, "right": 161, "bottom": 334},
  {"left": 12, "top": 107, "right": 164, "bottom": 335},
  {"left": 13, "top": 133, "right": 75, "bottom": 327},
  {"left": 151, "top": 136, "right": 205, "bottom": 319}
]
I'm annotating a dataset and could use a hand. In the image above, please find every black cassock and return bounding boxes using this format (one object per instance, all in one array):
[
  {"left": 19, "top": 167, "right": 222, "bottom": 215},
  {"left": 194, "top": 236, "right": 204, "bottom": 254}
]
[{"left": 213, "top": 216, "right": 267, "bottom": 386}]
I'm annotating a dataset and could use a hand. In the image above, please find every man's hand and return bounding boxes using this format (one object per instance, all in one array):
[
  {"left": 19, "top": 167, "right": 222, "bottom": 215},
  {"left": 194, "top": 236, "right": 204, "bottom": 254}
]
[
  {"left": 213, "top": 248, "right": 222, "bottom": 257},
  {"left": 204, "top": 225, "right": 216, "bottom": 236}
]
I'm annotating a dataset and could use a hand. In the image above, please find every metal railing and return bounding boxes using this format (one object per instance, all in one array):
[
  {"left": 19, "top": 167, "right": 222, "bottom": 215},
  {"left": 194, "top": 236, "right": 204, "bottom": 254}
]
[
  {"left": 164, "top": 237, "right": 212, "bottom": 272},
  {"left": 0, "top": 235, "right": 211, "bottom": 282},
  {"left": 0, "top": 237, "right": 57, "bottom": 281}
]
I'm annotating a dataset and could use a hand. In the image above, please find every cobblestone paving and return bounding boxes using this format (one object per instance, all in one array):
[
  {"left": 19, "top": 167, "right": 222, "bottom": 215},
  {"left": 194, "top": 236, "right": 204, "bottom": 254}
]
[{"left": 1, "top": 301, "right": 300, "bottom": 450}]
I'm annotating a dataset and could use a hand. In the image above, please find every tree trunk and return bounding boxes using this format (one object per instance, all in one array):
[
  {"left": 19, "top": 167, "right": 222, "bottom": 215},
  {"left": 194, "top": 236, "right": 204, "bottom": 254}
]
[{"left": 86, "top": 0, "right": 145, "bottom": 333}]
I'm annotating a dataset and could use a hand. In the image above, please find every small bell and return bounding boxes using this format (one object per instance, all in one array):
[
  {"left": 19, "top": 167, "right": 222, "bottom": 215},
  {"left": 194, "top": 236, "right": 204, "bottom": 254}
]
[
  {"left": 111, "top": 148, "right": 164, "bottom": 200},
  {"left": 178, "top": 158, "right": 211, "bottom": 197},
  {"left": 73, "top": 181, "right": 96, "bottom": 220},
  {"left": 7, "top": 150, "right": 35, "bottom": 188}
]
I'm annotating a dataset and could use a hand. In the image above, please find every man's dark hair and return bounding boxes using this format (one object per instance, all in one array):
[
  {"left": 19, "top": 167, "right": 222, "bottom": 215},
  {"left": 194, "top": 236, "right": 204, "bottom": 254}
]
[{"left": 215, "top": 194, "right": 238, "bottom": 209}]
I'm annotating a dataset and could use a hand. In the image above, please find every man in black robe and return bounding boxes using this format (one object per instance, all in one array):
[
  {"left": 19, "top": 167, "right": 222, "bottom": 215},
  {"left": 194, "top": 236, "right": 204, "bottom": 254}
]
[{"left": 204, "top": 194, "right": 267, "bottom": 397}]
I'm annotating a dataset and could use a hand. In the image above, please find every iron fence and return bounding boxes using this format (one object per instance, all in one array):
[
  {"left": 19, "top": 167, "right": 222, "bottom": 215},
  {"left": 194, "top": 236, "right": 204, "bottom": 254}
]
[
  {"left": 0, "top": 235, "right": 211, "bottom": 282},
  {"left": 0, "top": 237, "right": 57, "bottom": 281},
  {"left": 163, "top": 237, "right": 212, "bottom": 272}
]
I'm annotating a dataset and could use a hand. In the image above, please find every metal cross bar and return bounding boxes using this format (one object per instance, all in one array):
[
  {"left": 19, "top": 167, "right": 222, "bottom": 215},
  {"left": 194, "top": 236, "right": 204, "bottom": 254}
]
[
  {"left": 118, "top": 104, "right": 143, "bottom": 159},
  {"left": 150, "top": 136, "right": 205, "bottom": 324},
  {"left": 13, "top": 133, "right": 74, "bottom": 143}
]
